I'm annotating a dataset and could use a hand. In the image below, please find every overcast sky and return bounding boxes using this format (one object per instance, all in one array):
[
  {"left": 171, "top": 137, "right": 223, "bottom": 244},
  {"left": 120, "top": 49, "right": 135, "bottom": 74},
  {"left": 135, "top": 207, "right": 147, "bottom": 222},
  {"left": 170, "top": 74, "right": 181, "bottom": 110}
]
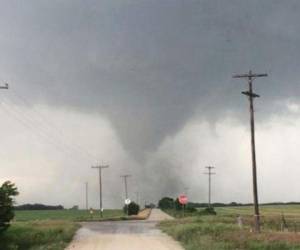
[{"left": 1, "top": 0, "right": 300, "bottom": 208}]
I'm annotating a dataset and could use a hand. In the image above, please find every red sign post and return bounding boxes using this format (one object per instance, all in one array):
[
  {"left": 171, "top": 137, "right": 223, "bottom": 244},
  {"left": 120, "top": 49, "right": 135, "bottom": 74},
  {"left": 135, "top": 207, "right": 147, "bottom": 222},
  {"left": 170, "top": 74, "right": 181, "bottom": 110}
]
[
  {"left": 179, "top": 195, "right": 188, "bottom": 205},
  {"left": 178, "top": 194, "right": 188, "bottom": 217}
]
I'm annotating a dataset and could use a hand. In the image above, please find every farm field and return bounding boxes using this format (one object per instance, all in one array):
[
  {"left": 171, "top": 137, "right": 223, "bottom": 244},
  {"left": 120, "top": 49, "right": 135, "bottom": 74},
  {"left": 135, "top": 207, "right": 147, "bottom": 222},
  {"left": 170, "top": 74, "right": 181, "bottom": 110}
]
[
  {"left": 216, "top": 204, "right": 300, "bottom": 217},
  {"left": 14, "top": 209, "right": 124, "bottom": 221},
  {"left": 160, "top": 205, "right": 300, "bottom": 250}
]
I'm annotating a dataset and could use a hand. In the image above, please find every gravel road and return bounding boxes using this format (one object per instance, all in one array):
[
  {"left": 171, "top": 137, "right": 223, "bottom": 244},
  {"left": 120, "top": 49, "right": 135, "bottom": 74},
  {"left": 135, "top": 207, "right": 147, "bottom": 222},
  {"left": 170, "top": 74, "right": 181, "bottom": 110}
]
[{"left": 66, "top": 209, "right": 183, "bottom": 250}]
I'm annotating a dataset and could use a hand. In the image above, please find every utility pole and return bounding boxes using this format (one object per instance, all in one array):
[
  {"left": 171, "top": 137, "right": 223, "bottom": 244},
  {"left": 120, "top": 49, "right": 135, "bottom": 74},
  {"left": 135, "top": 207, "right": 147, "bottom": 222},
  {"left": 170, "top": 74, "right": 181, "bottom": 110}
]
[
  {"left": 233, "top": 70, "right": 268, "bottom": 233},
  {"left": 120, "top": 174, "right": 131, "bottom": 200},
  {"left": 85, "top": 182, "right": 88, "bottom": 210},
  {"left": 184, "top": 187, "right": 189, "bottom": 196},
  {"left": 136, "top": 191, "right": 139, "bottom": 205},
  {"left": 121, "top": 174, "right": 131, "bottom": 216},
  {"left": 204, "top": 166, "right": 215, "bottom": 208},
  {"left": 91, "top": 165, "right": 109, "bottom": 217}
]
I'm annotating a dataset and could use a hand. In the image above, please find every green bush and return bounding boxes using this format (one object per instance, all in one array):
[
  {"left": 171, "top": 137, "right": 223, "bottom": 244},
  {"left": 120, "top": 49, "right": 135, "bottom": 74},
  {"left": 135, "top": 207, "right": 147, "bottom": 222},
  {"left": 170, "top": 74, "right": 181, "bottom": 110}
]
[
  {"left": 158, "top": 197, "right": 174, "bottom": 209},
  {"left": 123, "top": 201, "right": 140, "bottom": 215},
  {"left": 0, "top": 181, "right": 19, "bottom": 232},
  {"left": 185, "top": 206, "right": 197, "bottom": 213},
  {"left": 197, "top": 207, "right": 217, "bottom": 216}
]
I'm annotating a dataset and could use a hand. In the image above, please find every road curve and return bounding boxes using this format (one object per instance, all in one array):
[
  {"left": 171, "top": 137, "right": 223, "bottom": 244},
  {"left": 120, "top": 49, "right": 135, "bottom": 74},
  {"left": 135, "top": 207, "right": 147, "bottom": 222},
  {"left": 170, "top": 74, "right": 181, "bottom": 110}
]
[{"left": 66, "top": 209, "right": 183, "bottom": 250}]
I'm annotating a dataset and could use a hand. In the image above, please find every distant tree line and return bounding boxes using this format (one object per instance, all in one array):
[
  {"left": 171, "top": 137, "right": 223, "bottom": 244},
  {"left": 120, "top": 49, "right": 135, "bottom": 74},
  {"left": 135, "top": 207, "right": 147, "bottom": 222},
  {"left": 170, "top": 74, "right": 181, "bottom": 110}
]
[
  {"left": 158, "top": 197, "right": 300, "bottom": 209},
  {"left": 185, "top": 201, "right": 300, "bottom": 208},
  {"left": 158, "top": 197, "right": 196, "bottom": 212},
  {"left": 14, "top": 203, "right": 64, "bottom": 210},
  {"left": 145, "top": 203, "right": 156, "bottom": 209}
]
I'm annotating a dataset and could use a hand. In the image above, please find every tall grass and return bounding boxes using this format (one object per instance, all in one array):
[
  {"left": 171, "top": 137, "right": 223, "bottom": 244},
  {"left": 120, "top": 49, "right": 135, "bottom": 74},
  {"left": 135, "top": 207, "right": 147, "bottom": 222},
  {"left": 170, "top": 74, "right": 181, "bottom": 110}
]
[
  {"left": 159, "top": 213, "right": 300, "bottom": 250},
  {"left": 0, "top": 221, "right": 79, "bottom": 250}
]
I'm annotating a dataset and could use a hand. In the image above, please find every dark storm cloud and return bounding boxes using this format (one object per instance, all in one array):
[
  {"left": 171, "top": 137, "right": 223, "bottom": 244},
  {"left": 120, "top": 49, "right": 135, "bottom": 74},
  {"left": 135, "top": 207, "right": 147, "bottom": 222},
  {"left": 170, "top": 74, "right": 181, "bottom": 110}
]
[{"left": 1, "top": 0, "right": 300, "bottom": 158}]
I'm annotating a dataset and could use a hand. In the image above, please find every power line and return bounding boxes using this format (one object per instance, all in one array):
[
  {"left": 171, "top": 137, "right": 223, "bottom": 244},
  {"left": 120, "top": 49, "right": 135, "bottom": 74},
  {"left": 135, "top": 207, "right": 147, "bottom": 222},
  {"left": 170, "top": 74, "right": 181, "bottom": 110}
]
[
  {"left": 233, "top": 70, "right": 268, "bottom": 233},
  {"left": 0, "top": 101, "right": 88, "bottom": 166},
  {"left": 92, "top": 165, "right": 109, "bottom": 217},
  {"left": 6, "top": 89, "right": 98, "bottom": 161},
  {"left": 0, "top": 91, "right": 100, "bottom": 165},
  {"left": 204, "top": 166, "right": 215, "bottom": 208},
  {"left": 0, "top": 81, "right": 94, "bottom": 161}
]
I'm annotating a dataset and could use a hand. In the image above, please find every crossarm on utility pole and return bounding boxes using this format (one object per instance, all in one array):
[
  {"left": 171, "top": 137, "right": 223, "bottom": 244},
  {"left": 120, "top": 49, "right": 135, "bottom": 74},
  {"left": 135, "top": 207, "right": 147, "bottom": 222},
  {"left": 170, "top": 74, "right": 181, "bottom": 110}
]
[
  {"left": 233, "top": 73, "right": 268, "bottom": 78},
  {"left": 242, "top": 91, "right": 260, "bottom": 98}
]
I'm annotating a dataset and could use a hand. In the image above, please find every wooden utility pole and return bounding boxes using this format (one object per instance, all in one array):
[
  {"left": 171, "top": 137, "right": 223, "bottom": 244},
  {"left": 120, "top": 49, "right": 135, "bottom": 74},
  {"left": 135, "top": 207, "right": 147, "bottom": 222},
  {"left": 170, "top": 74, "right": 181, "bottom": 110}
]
[
  {"left": 85, "top": 182, "right": 88, "bottom": 210},
  {"left": 233, "top": 70, "right": 268, "bottom": 233},
  {"left": 91, "top": 165, "right": 109, "bottom": 217},
  {"left": 120, "top": 174, "right": 131, "bottom": 200},
  {"left": 136, "top": 191, "right": 139, "bottom": 205},
  {"left": 204, "top": 166, "right": 215, "bottom": 208},
  {"left": 184, "top": 187, "right": 189, "bottom": 197},
  {"left": 121, "top": 174, "right": 131, "bottom": 216}
]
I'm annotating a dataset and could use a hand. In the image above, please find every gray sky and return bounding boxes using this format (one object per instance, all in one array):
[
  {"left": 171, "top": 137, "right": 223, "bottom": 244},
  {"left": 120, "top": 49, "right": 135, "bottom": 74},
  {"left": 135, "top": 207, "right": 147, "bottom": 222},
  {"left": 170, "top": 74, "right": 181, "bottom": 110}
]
[{"left": 1, "top": 0, "right": 300, "bottom": 208}]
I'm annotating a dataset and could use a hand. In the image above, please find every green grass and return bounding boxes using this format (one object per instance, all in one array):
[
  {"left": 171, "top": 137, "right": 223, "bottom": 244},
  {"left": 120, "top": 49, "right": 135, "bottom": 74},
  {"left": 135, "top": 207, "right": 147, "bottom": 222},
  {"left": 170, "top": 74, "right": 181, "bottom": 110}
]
[
  {"left": 216, "top": 205, "right": 300, "bottom": 216},
  {"left": 0, "top": 209, "right": 124, "bottom": 250},
  {"left": 160, "top": 209, "right": 197, "bottom": 218},
  {"left": 160, "top": 205, "right": 300, "bottom": 250},
  {"left": 14, "top": 209, "right": 124, "bottom": 222},
  {"left": 0, "top": 220, "right": 79, "bottom": 250}
]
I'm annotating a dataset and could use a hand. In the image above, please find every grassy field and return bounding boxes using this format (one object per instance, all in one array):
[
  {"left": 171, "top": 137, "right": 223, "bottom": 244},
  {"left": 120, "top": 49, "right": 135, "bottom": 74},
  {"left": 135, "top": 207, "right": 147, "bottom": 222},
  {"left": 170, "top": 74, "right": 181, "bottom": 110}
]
[
  {"left": 216, "top": 205, "right": 300, "bottom": 217},
  {"left": 160, "top": 205, "right": 300, "bottom": 250},
  {"left": 14, "top": 209, "right": 124, "bottom": 221},
  {"left": 0, "top": 220, "right": 79, "bottom": 250},
  {"left": 0, "top": 209, "right": 124, "bottom": 250}
]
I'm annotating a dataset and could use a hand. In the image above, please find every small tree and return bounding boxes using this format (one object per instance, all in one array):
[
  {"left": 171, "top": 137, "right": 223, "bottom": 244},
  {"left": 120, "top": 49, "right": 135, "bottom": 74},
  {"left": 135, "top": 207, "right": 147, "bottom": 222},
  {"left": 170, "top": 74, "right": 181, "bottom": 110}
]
[
  {"left": 0, "top": 181, "right": 19, "bottom": 232},
  {"left": 158, "top": 197, "right": 174, "bottom": 209},
  {"left": 123, "top": 201, "right": 140, "bottom": 215}
]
